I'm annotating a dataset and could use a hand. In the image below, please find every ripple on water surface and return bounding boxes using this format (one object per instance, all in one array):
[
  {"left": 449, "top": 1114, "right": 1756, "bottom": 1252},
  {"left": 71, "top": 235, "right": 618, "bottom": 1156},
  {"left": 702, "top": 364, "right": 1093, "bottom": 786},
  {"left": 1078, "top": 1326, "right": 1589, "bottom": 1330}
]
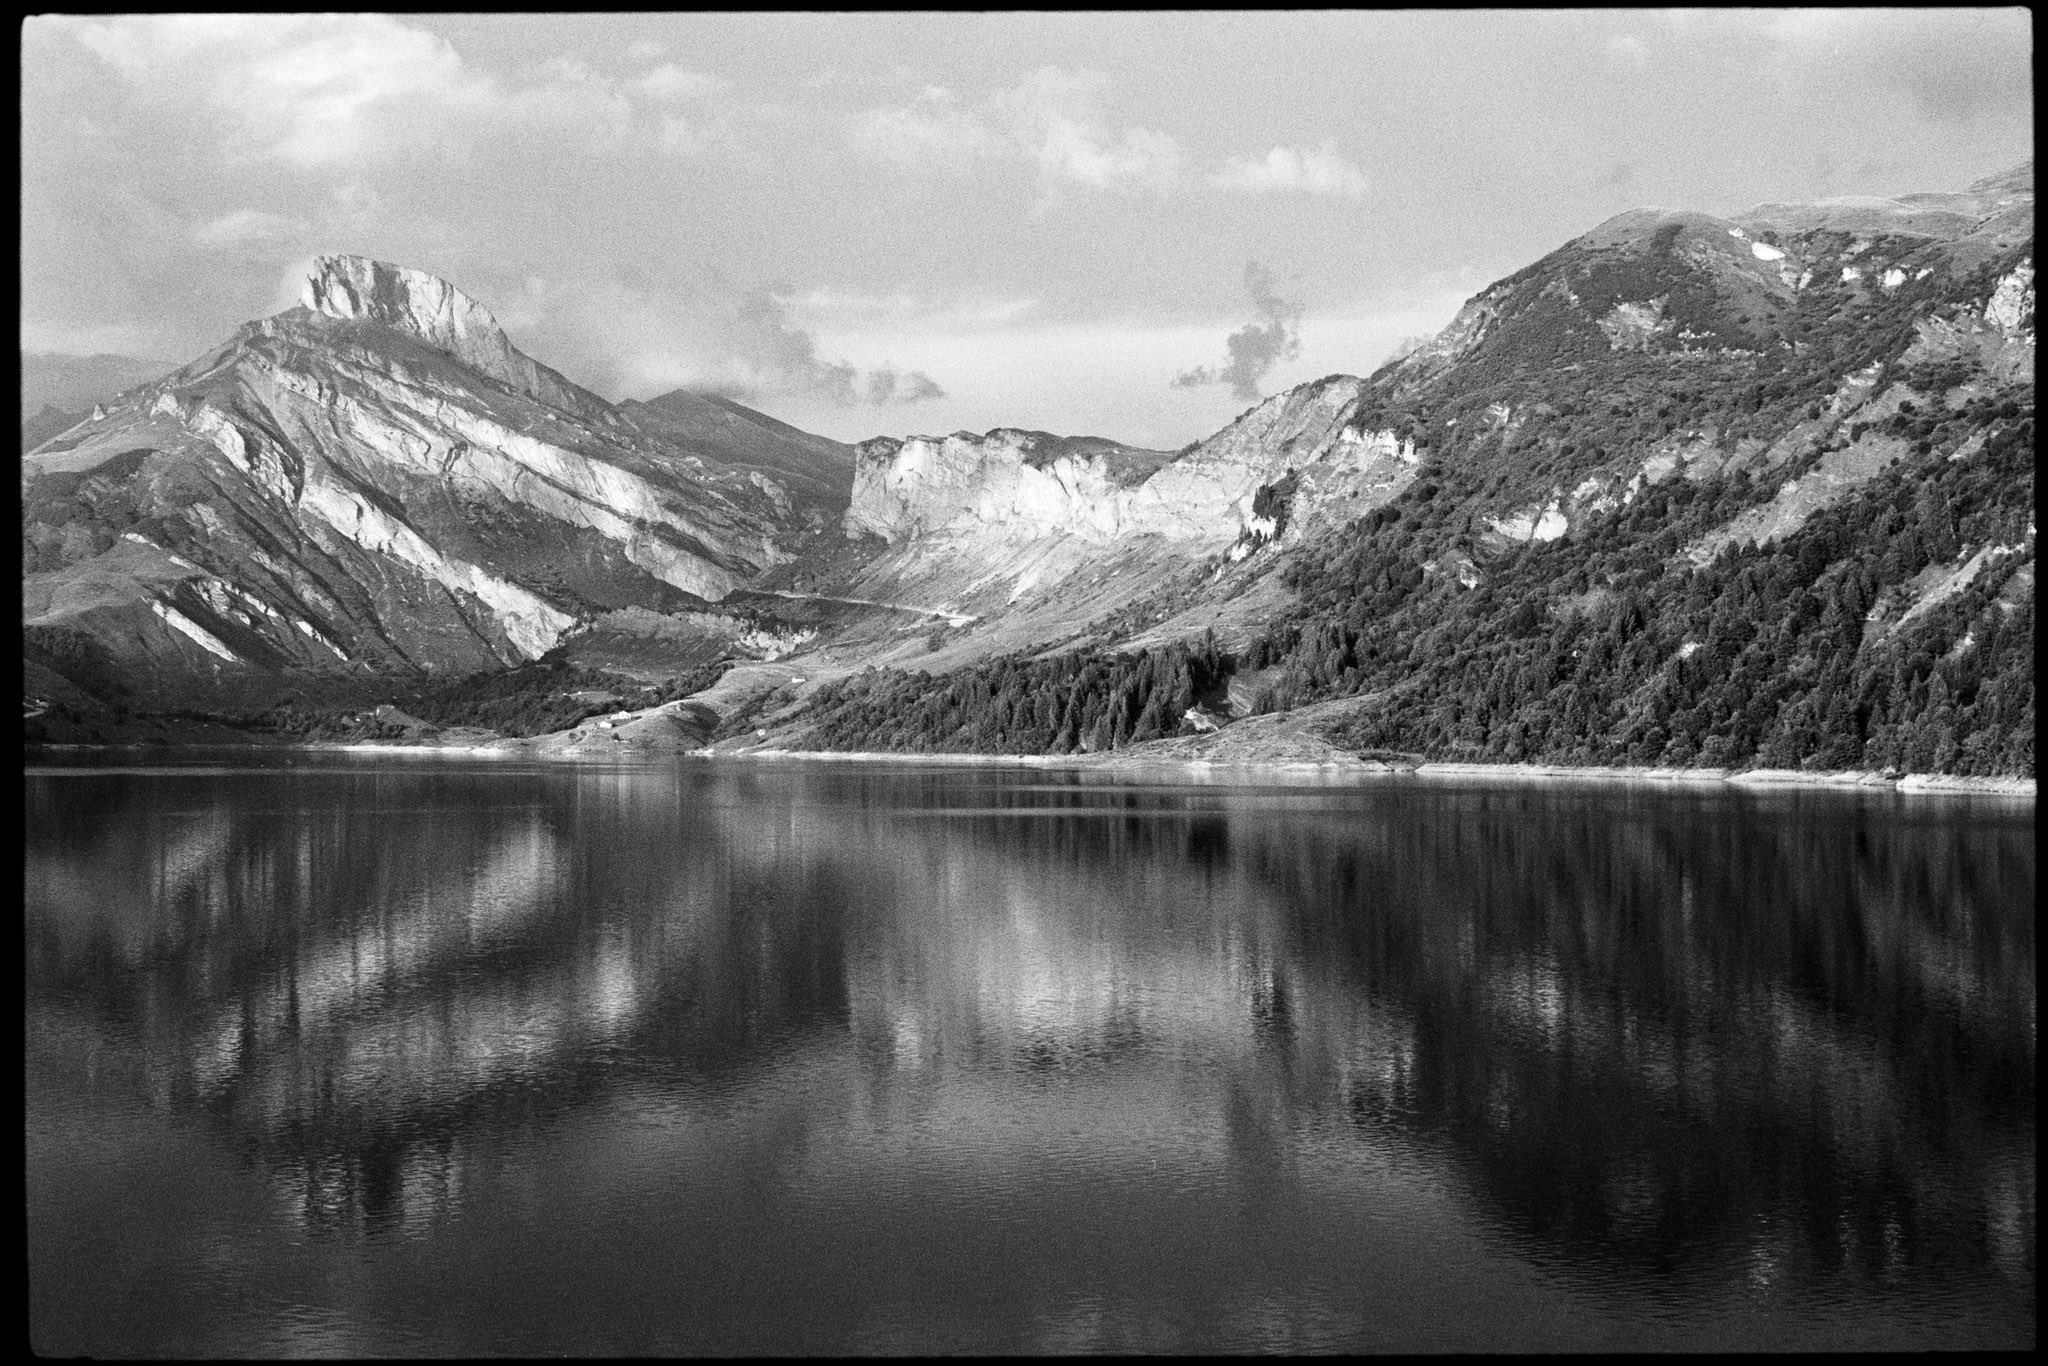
[{"left": 26, "top": 757, "right": 2036, "bottom": 1354}]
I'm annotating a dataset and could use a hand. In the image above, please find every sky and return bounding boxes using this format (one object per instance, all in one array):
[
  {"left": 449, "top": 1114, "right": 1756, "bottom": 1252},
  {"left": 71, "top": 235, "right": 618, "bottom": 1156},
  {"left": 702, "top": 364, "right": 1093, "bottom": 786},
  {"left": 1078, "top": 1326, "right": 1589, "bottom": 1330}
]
[{"left": 19, "top": 9, "right": 2035, "bottom": 447}]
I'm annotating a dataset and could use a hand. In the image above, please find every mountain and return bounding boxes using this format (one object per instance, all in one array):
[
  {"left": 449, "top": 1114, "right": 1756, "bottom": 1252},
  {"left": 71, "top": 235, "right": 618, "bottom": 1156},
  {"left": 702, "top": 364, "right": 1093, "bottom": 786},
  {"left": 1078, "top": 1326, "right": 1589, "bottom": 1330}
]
[
  {"left": 21, "top": 351, "right": 174, "bottom": 418},
  {"left": 23, "top": 254, "right": 854, "bottom": 710},
  {"left": 20, "top": 352, "right": 176, "bottom": 453},
  {"left": 23, "top": 404, "right": 92, "bottom": 452},
  {"left": 24, "top": 163, "right": 2036, "bottom": 777},
  {"left": 776, "top": 161, "right": 2033, "bottom": 776},
  {"left": 617, "top": 389, "right": 856, "bottom": 518}
]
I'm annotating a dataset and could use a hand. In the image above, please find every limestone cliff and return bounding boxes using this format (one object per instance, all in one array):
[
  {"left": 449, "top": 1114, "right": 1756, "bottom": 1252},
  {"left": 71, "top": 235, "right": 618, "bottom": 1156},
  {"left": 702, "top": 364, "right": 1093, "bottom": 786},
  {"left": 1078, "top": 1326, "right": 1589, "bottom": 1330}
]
[
  {"left": 844, "top": 429, "right": 1175, "bottom": 544},
  {"left": 845, "top": 387, "right": 1417, "bottom": 554},
  {"left": 22, "top": 256, "right": 855, "bottom": 699},
  {"left": 817, "top": 385, "right": 1421, "bottom": 659},
  {"left": 300, "top": 255, "right": 609, "bottom": 421}
]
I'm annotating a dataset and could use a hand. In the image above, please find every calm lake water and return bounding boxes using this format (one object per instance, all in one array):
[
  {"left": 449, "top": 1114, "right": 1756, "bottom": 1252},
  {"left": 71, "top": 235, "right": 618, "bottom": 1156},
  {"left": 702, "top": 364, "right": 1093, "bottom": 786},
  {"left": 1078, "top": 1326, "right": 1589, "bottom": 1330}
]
[{"left": 26, "top": 753, "right": 2036, "bottom": 1355}]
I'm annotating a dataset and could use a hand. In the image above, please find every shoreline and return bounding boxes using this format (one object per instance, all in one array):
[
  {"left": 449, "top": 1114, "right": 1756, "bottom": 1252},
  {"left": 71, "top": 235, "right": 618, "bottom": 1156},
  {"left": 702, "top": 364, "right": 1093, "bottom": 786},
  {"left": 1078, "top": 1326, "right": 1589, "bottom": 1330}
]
[
  {"left": 719, "top": 749, "right": 2035, "bottom": 796},
  {"left": 27, "top": 739, "right": 2033, "bottom": 797}
]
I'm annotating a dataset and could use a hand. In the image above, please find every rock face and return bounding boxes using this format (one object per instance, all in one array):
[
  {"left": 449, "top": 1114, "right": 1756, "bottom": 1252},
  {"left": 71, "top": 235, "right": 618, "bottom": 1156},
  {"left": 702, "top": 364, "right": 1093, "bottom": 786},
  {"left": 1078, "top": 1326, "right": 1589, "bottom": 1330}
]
[
  {"left": 22, "top": 255, "right": 855, "bottom": 702},
  {"left": 832, "top": 390, "right": 1422, "bottom": 632},
  {"left": 845, "top": 429, "right": 1177, "bottom": 543},
  {"left": 618, "top": 388, "right": 856, "bottom": 522},
  {"left": 300, "top": 255, "right": 607, "bottom": 420},
  {"left": 22, "top": 162, "right": 2036, "bottom": 753}
]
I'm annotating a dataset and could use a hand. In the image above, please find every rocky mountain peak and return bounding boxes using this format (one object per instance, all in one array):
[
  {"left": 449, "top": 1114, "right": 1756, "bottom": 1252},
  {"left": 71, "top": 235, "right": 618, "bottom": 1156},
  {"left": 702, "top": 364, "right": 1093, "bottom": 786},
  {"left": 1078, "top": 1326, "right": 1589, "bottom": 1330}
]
[
  {"left": 303, "top": 254, "right": 506, "bottom": 351},
  {"left": 296, "top": 254, "right": 594, "bottom": 414}
]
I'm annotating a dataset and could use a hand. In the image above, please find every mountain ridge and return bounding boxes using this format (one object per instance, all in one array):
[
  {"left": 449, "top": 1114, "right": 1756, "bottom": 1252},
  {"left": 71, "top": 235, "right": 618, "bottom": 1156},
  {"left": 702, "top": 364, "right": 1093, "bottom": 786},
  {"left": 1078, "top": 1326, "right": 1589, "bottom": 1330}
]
[
  {"left": 22, "top": 255, "right": 861, "bottom": 706},
  {"left": 23, "top": 162, "right": 2038, "bottom": 777}
]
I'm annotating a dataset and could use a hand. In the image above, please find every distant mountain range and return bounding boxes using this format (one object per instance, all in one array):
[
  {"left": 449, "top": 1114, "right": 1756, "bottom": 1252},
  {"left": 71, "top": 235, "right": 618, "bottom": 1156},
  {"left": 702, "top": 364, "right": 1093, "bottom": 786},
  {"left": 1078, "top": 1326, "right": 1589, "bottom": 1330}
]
[
  {"left": 21, "top": 351, "right": 176, "bottom": 450},
  {"left": 21, "top": 351, "right": 175, "bottom": 417},
  {"left": 23, "top": 163, "right": 2035, "bottom": 777}
]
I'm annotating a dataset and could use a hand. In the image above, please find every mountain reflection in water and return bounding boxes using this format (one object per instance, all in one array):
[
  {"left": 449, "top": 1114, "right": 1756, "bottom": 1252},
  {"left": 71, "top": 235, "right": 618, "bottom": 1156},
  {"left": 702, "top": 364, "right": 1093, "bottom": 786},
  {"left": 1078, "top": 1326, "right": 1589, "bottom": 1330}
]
[{"left": 25, "top": 757, "right": 2035, "bottom": 1354}]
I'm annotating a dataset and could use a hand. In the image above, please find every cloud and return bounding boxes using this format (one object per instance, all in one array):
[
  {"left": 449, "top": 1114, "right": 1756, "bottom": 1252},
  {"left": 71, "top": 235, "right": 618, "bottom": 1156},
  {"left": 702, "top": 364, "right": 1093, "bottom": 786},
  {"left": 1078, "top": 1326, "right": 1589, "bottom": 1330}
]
[
  {"left": 1171, "top": 260, "right": 1304, "bottom": 402},
  {"left": 864, "top": 365, "right": 948, "bottom": 406},
  {"left": 61, "top": 14, "right": 479, "bottom": 166},
  {"left": 510, "top": 265, "right": 951, "bottom": 412},
  {"left": 192, "top": 208, "right": 306, "bottom": 249},
  {"left": 50, "top": 13, "right": 733, "bottom": 168},
  {"left": 1210, "top": 141, "right": 1368, "bottom": 197},
  {"left": 633, "top": 64, "right": 729, "bottom": 104},
  {"left": 655, "top": 285, "right": 852, "bottom": 406},
  {"left": 1033, "top": 118, "right": 1183, "bottom": 189},
  {"left": 716, "top": 289, "right": 945, "bottom": 407},
  {"left": 850, "top": 85, "right": 1001, "bottom": 169},
  {"left": 850, "top": 66, "right": 1182, "bottom": 190},
  {"left": 1684, "top": 8, "right": 2033, "bottom": 126},
  {"left": 790, "top": 290, "right": 1040, "bottom": 328},
  {"left": 1377, "top": 334, "right": 1434, "bottom": 368},
  {"left": 1003, "top": 67, "right": 1183, "bottom": 190}
]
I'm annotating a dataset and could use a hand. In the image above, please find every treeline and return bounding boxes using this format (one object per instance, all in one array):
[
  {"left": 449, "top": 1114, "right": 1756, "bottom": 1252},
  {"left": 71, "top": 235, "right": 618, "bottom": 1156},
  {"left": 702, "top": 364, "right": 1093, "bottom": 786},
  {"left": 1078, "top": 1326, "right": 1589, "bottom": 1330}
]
[
  {"left": 787, "top": 392, "right": 2031, "bottom": 775},
  {"left": 800, "top": 634, "right": 1228, "bottom": 754},
  {"left": 253, "top": 658, "right": 732, "bottom": 740},
  {"left": 1267, "top": 401, "right": 2034, "bottom": 775},
  {"left": 1351, "top": 241, "right": 2031, "bottom": 527}
]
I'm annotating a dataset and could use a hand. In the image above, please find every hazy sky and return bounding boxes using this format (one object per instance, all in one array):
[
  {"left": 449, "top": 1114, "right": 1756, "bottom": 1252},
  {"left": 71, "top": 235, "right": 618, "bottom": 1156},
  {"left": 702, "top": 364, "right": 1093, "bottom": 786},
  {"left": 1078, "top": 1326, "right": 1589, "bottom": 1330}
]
[{"left": 20, "top": 10, "right": 2034, "bottom": 446}]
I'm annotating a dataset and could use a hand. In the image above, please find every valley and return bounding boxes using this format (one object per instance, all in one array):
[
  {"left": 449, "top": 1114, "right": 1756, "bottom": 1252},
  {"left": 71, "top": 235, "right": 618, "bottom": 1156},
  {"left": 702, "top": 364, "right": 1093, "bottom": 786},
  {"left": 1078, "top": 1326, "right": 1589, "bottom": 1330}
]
[{"left": 23, "top": 167, "right": 2035, "bottom": 785}]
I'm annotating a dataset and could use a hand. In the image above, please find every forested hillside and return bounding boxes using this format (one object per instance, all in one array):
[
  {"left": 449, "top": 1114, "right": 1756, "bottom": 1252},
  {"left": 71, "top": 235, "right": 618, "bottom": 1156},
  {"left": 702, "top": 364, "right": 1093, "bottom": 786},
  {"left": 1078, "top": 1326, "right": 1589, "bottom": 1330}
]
[
  {"left": 789, "top": 185, "right": 2035, "bottom": 777},
  {"left": 24, "top": 169, "right": 2032, "bottom": 776},
  {"left": 797, "top": 385, "right": 2030, "bottom": 774}
]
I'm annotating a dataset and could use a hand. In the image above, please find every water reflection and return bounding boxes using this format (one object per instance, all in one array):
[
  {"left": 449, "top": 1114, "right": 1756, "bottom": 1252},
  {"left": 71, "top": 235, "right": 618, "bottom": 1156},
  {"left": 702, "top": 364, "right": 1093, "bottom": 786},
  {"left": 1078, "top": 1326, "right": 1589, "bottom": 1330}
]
[{"left": 26, "top": 758, "right": 2036, "bottom": 1353}]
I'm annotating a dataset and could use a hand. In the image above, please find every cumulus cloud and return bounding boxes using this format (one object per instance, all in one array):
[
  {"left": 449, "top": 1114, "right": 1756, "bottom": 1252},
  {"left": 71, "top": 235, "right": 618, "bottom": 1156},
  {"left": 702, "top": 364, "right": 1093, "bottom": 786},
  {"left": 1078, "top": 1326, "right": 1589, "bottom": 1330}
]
[
  {"left": 716, "top": 290, "right": 943, "bottom": 407},
  {"left": 864, "top": 365, "right": 948, "bottom": 406},
  {"left": 1171, "top": 260, "right": 1304, "bottom": 402},
  {"left": 515, "top": 266, "right": 950, "bottom": 412},
  {"left": 61, "top": 13, "right": 480, "bottom": 166},
  {"left": 721, "top": 286, "right": 863, "bottom": 405},
  {"left": 850, "top": 66, "right": 1182, "bottom": 190},
  {"left": 851, "top": 85, "right": 1001, "bottom": 169},
  {"left": 1210, "top": 141, "right": 1368, "bottom": 197},
  {"left": 50, "top": 13, "right": 729, "bottom": 168},
  {"left": 1004, "top": 67, "right": 1183, "bottom": 190}
]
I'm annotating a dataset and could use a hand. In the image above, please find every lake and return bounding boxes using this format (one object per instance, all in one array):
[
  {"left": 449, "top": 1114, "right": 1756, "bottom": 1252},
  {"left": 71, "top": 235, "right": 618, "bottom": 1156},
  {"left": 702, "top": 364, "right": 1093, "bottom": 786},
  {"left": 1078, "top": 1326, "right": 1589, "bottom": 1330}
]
[{"left": 25, "top": 753, "right": 2036, "bottom": 1354}]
